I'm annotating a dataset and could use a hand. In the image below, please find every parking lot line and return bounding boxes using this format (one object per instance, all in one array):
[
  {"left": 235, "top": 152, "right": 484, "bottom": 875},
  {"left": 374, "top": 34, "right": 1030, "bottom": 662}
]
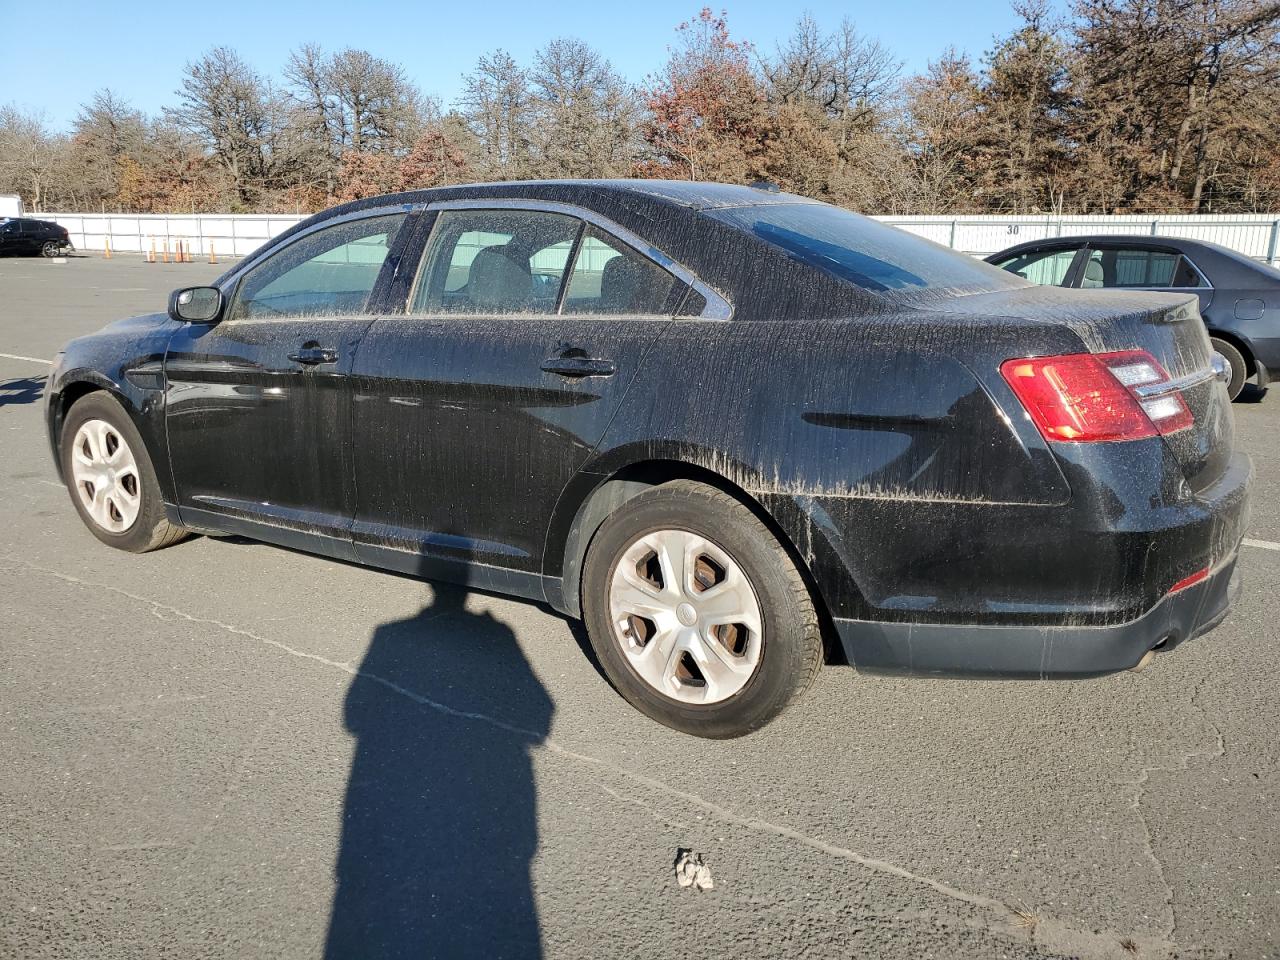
[{"left": 0, "top": 352, "right": 51, "bottom": 365}]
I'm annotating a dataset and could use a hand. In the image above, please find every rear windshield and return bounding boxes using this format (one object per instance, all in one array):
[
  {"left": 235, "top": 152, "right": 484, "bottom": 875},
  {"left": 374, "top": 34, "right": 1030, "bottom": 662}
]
[{"left": 708, "top": 203, "right": 1027, "bottom": 296}]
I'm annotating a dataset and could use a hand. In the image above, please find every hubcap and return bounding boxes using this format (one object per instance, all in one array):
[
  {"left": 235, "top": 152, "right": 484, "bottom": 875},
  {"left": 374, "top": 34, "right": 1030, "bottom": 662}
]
[
  {"left": 608, "top": 529, "right": 763, "bottom": 704},
  {"left": 69, "top": 419, "right": 141, "bottom": 533}
]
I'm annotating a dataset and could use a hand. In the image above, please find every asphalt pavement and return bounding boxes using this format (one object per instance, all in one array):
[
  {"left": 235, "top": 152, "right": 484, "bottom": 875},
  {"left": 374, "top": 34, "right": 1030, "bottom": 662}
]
[{"left": 1, "top": 255, "right": 1277, "bottom": 960}]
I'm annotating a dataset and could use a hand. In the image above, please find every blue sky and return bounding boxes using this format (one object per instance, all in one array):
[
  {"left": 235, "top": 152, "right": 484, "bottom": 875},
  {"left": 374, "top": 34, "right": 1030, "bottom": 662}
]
[{"left": 2, "top": 0, "right": 1032, "bottom": 132}]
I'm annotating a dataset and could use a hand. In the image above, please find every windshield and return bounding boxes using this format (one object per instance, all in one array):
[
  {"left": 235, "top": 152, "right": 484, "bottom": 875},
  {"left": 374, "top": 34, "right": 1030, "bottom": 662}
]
[{"left": 709, "top": 203, "right": 1028, "bottom": 296}]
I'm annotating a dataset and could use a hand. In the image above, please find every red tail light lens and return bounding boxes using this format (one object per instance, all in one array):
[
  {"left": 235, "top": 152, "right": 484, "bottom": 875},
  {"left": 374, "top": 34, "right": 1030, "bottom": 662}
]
[{"left": 1001, "top": 350, "right": 1193, "bottom": 443}]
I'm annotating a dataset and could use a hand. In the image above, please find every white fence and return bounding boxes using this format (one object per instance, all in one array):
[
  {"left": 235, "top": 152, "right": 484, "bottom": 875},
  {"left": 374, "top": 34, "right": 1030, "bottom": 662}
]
[
  {"left": 38, "top": 210, "right": 1280, "bottom": 266},
  {"left": 881, "top": 213, "right": 1280, "bottom": 266},
  {"left": 42, "top": 213, "right": 308, "bottom": 259}
]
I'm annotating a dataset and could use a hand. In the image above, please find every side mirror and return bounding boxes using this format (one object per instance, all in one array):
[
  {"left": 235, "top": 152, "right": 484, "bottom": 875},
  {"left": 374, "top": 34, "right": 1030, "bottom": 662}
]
[{"left": 169, "top": 286, "right": 223, "bottom": 324}]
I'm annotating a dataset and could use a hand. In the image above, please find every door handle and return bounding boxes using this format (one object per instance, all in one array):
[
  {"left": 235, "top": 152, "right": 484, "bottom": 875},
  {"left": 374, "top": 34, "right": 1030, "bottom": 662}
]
[
  {"left": 540, "top": 356, "right": 616, "bottom": 378},
  {"left": 289, "top": 346, "right": 339, "bottom": 365}
]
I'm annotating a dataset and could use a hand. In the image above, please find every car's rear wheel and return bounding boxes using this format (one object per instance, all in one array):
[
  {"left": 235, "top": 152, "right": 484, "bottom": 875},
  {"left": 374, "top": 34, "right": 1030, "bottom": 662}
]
[
  {"left": 1210, "top": 337, "right": 1248, "bottom": 401},
  {"left": 581, "top": 480, "right": 823, "bottom": 738},
  {"left": 60, "top": 393, "right": 188, "bottom": 552},
  {"left": 40, "top": 240, "right": 59, "bottom": 258}
]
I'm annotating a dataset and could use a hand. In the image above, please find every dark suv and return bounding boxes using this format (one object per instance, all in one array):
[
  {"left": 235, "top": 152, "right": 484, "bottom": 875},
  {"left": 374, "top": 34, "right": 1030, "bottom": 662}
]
[{"left": 0, "top": 217, "right": 74, "bottom": 257}]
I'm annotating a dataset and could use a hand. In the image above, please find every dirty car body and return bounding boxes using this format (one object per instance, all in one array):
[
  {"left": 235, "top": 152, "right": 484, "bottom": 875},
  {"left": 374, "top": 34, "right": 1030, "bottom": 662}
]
[{"left": 47, "top": 181, "right": 1251, "bottom": 682}]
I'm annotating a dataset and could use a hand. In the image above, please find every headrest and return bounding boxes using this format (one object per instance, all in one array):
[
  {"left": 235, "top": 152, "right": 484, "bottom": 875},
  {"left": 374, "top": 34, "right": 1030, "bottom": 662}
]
[
  {"left": 1081, "top": 259, "right": 1105, "bottom": 288},
  {"left": 599, "top": 255, "right": 646, "bottom": 313},
  {"left": 468, "top": 245, "right": 532, "bottom": 311}
]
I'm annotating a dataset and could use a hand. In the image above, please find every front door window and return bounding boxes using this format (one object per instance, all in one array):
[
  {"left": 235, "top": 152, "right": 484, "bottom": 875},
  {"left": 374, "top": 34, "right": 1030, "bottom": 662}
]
[{"left": 230, "top": 214, "right": 406, "bottom": 321}]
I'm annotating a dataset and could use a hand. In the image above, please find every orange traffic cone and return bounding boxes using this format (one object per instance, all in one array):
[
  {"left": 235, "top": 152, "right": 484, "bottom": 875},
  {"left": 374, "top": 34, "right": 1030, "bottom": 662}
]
[
  {"left": 147, "top": 238, "right": 156, "bottom": 263},
  {"left": 103, "top": 237, "right": 112, "bottom": 259},
  {"left": 162, "top": 239, "right": 169, "bottom": 264},
  {"left": 208, "top": 241, "right": 217, "bottom": 265}
]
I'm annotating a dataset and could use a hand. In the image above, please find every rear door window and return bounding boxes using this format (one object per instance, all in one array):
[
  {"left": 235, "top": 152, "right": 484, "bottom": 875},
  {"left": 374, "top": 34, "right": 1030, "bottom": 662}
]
[
  {"left": 411, "top": 209, "right": 580, "bottom": 315},
  {"left": 1081, "top": 247, "right": 1203, "bottom": 289},
  {"left": 990, "top": 247, "right": 1079, "bottom": 286},
  {"left": 561, "top": 227, "right": 680, "bottom": 315}
]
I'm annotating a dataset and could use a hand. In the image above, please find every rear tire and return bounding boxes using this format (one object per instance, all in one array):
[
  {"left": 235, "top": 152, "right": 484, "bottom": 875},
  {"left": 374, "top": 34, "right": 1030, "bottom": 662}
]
[
  {"left": 1210, "top": 337, "right": 1247, "bottom": 401},
  {"left": 40, "top": 240, "right": 59, "bottom": 258},
  {"left": 581, "top": 480, "right": 822, "bottom": 738},
  {"left": 60, "top": 392, "right": 189, "bottom": 553}
]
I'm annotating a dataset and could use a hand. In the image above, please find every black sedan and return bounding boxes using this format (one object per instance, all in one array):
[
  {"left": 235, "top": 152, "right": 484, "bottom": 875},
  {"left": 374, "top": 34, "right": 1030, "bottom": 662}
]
[
  {"left": 0, "top": 216, "right": 74, "bottom": 257},
  {"left": 987, "top": 234, "right": 1280, "bottom": 400},
  {"left": 45, "top": 181, "right": 1251, "bottom": 737}
]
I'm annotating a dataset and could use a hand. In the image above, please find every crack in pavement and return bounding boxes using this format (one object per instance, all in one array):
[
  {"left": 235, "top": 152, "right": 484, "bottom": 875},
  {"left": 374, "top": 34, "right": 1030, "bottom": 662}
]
[
  {"left": 1122, "top": 671, "right": 1227, "bottom": 947},
  {"left": 2, "top": 553, "right": 1174, "bottom": 959}
]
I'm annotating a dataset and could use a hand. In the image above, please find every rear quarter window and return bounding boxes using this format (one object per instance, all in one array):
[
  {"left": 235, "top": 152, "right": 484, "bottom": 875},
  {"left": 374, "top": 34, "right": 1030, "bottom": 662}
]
[{"left": 708, "top": 203, "right": 1028, "bottom": 296}]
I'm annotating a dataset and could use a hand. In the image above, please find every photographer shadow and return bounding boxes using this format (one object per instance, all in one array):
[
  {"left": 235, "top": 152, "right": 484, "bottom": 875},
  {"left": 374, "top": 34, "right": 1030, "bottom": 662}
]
[{"left": 325, "top": 566, "right": 552, "bottom": 959}]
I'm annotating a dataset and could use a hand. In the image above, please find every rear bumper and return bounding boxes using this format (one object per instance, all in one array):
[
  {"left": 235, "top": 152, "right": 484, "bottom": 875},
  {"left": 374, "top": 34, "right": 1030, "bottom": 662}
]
[{"left": 835, "top": 551, "right": 1241, "bottom": 678}]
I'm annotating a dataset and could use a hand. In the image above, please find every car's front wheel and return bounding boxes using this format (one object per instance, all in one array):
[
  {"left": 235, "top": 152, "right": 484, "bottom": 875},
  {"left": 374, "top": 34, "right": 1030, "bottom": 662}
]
[
  {"left": 1210, "top": 337, "right": 1248, "bottom": 401},
  {"left": 581, "top": 480, "right": 823, "bottom": 738},
  {"left": 60, "top": 392, "right": 188, "bottom": 552}
]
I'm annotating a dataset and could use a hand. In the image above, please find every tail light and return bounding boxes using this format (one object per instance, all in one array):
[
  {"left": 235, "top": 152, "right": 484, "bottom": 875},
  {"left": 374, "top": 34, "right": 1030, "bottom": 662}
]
[{"left": 1001, "top": 350, "right": 1193, "bottom": 443}]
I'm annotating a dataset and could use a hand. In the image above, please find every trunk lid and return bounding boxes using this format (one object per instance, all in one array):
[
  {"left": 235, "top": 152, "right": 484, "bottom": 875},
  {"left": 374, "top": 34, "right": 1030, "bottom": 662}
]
[{"left": 927, "top": 286, "right": 1233, "bottom": 494}]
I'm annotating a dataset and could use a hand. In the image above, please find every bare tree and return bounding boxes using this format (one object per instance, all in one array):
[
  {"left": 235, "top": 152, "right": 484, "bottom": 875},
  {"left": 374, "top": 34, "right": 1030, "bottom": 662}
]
[
  {"left": 898, "top": 50, "right": 985, "bottom": 213},
  {"left": 165, "top": 46, "right": 287, "bottom": 208},
  {"left": 758, "top": 15, "right": 902, "bottom": 206},
  {"left": 62, "top": 89, "right": 150, "bottom": 209},
  {"left": 0, "top": 105, "right": 68, "bottom": 211},
  {"left": 762, "top": 16, "right": 899, "bottom": 123},
  {"left": 460, "top": 50, "right": 535, "bottom": 178},
  {"left": 528, "top": 38, "right": 640, "bottom": 177},
  {"left": 1070, "top": 0, "right": 1280, "bottom": 211},
  {"left": 975, "top": 0, "right": 1073, "bottom": 213}
]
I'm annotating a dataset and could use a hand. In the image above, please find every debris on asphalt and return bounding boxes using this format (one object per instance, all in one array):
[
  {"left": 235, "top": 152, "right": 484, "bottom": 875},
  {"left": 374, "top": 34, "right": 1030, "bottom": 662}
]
[{"left": 674, "top": 849, "right": 714, "bottom": 891}]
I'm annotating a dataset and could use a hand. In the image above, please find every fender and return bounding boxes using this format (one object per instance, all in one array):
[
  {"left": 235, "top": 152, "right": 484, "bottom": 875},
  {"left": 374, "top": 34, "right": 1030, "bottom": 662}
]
[{"left": 46, "top": 313, "right": 179, "bottom": 500}]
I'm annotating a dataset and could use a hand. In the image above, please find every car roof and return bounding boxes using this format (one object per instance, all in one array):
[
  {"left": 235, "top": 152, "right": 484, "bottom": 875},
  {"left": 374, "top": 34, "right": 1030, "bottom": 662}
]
[
  {"left": 991, "top": 234, "right": 1234, "bottom": 255},
  {"left": 368, "top": 179, "right": 817, "bottom": 212}
]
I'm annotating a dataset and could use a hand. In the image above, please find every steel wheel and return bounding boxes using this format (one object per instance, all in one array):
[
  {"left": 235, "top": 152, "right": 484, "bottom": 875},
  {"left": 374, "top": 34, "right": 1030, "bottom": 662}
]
[
  {"left": 608, "top": 529, "right": 763, "bottom": 704},
  {"left": 69, "top": 418, "right": 142, "bottom": 533}
]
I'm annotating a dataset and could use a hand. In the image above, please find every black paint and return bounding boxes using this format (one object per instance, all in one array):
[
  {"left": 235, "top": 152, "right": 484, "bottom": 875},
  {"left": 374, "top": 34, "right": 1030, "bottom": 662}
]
[{"left": 45, "top": 181, "right": 1253, "bottom": 678}]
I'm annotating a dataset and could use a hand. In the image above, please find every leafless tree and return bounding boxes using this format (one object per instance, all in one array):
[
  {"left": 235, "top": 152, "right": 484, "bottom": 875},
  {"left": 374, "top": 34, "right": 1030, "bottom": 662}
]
[
  {"left": 0, "top": 105, "right": 68, "bottom": 211},
  {"left": 460, "top": 50, "right": 535, "bottom": 178},
  {"left": 528, "top": 38, "right": 640, "bottom": 177},
  {"left": 165, "top": 46, "right": 288, "bottom": 208}
]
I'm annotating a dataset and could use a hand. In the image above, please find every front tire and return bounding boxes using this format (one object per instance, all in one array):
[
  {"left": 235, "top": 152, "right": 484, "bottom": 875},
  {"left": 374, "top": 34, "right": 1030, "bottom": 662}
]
[
  {"left": 1210, "top": 337, "right": 1248, "bottom": 401},
  {"left": 581, "top": 480, "right": 823, "bottom": 738},
  {"left": 60, "top": 393, "right": 188, "bottom": 552}
]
